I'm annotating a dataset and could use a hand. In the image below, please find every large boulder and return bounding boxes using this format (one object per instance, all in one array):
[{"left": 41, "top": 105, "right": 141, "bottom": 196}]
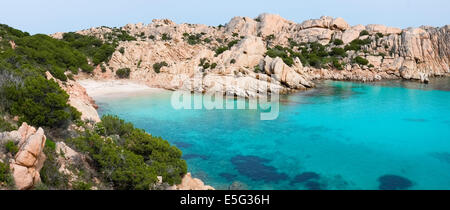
[
  {"left": 5, "top": 123, "right": 47, "bottom": 190},
  {"left": 264, "top": 56, "right": 314, "bottom": 90}
]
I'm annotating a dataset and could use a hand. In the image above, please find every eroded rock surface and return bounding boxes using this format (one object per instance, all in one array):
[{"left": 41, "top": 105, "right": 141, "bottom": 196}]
[
  {"left": 1, "top": 123, "right": 46, "bottom": 190},
  {"left": 51, "top": 14, "right": 448, "bottom": 96}
]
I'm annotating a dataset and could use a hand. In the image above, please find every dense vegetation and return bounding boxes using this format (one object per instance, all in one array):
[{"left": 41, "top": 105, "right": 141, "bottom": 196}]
[
  {"left": 67, "top": 115, "right": 187, "bottom": 189},
  {"left": 183, "top": 33, "right": 210, "bottom": 45},
  {"left": 266, "top": 36, "right": 373, "bottom": 69},
  {"left": 0, "top": 160, "right": 14, "bottom": 188},
  {"left": 62, "top": 32, "right": 115, "bottom": 66},
  {"left": 0, "top": 24, "right": 82, "bottom": 128},
  {"left": 1, "top": 25, "right": 188, "bottom": 190}
]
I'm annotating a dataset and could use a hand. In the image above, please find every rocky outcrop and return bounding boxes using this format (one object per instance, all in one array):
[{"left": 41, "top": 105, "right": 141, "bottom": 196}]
[
  {"left": 1, "top": 123, "right": 46, "bottom": 190},
  {"left": 45, "top": 71, "right": 100, "bottom": 122},
  {"left": 51, "top": 14, "right": 449, "bottom": 96},
  {"left": 166, "top": 173, "right": 214, "bottom": 190}
]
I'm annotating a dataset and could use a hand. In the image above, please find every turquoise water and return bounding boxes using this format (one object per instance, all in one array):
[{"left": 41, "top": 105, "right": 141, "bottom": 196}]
[{"left": 95, "top": 79, "right": 450, "bottom": 190}]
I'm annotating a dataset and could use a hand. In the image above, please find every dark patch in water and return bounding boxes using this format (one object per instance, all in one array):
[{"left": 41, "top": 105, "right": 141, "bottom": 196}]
[
  {"left": 219, "top": 173, "right": 238, "bottom": 181},
  {"left": 430, "top": 152, "right": 450, "bottom": 164},
  {"left": 173, "top": 141, "right": 193, "bottom": 148},
  {"left": 378, "top": 175, "right": 413, "bottom": 190},
  {"left": 304, "top": 181, "right": 323, "bottom": 190},
  {"left": 228, "top": 181, "right": 248, "bottom": 190},
  {"left": 231, "top": 155, "right": 288, "bottom": 183},
  {"left": 404, "top": 118, "right": 428, "bottom": 122},
  {"left": 183, "top": 154, "right": 209, "bottom": 160},
  {"left": 291, "top": 172, "right": 320, "bottom": 184}
]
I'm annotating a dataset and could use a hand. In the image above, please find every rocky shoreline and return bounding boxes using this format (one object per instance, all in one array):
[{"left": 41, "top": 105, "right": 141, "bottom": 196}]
[
  {"left": 51, "top": 14, "right": 449, "bottom": 98},
  {"left": 17, "top": 13, "right": 445, "bottom": 190}
]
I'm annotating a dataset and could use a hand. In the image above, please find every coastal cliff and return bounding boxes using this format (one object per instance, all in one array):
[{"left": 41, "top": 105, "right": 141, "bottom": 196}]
[{"left": 53, "top": 14, "right": 449, "bottom": 97}]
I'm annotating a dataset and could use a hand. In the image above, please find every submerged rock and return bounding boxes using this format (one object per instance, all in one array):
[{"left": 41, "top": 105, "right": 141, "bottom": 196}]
[
  {"left": 378, "top": 175, "right": 413, "bottom": 190},
  {"left": 304, "top": 181, "right": 324, "bottom": 190},
  {"left": 290, "top": 172, "right": 320, "bottom": 184},
  {"left": 230, "top": 155, "right": 288, "bottom": 182}
]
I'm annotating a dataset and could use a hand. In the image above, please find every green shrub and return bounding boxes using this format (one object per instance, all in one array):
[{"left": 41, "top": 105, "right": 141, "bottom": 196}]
[
  {"left": 354, "top": 56, "right": 369, "bottom": 65},
  {"left": 330, "top": 47, "right": 347, "bottom": 57},
  {"left": 332, "top": 59, "right": 344, "bottom": 70},
  {"left": 67, "top": 115, "right": 187, "bottom": 188},
  {"left": 119, "top": 47, "right": 125, "bottom": 54},
  {"left": 344, "top": 38, "right": 371, "bottom": 52},
  {"left": 359, "top": 30, "right": 369, "bottom": 36},
  {"left": 0, "top": 161, "right": 14, "bottom": 188},
  {"left": 215, "top": 46, "right": 229, "bottom": 56},
  {"left": 266, "top": 46, "right": 294, "bottom": 67},
  {"left": 184, "top": 33, "right": 203, "bottom": 45},
  {"left": 333, "top": 39, "right": 344, "bottom": 45},
  {"left": 0, "top": 117, "right": 16, "bottom": 132},
  {"left": 230, "top": 59, "right": 236, "bottom": 64},
  {"left": 40, "top": 140, "right": 69, "bottom": 189},
  {"left": 116, "top": 68, "right": 130, "bottom": 79},
  {"left": 72, "top": 181, "right": 92, "bottom": 190},
  {"left": 45, "top": 138, "right": 56, "bottom": 150},
  {"left": 13, "top": 34, "right": 92, "bottom": 77},
  {"left": 376, "top": 33, "right": 384, "bottom": 38},
  {"left": 254, "top": 65, "right": 261, "bottom": 73},
  {"left": 199, "top": 58, "right": 211, "bottom": 70},
  {"left": 161, "top": 33, "right": 171, "bottom": 41},
  {"left": 232, "top": 33, "right": 239, "bottom": 37},
  {"left": 4, "top": 141, "right": 18, "bottom": 156},
  {"left": 153, "top": 62, "right": 168, "bottom": 73},
  {"left": 210, "top": 63, "right": 217, "bottom": 69},
  {"left": 227, "top": 40, "right": 239, "bottom": 49},
  {"left": 62, "top": 32, "right": 115, "bottom": 66},
  {"left": 5, "top": 76, "right": 80, "bottom": 128}
]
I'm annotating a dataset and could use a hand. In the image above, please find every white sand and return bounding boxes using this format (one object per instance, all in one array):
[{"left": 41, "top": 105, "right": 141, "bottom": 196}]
[{"left": 78, "top": 79, "right": 168, "bottom": 98}]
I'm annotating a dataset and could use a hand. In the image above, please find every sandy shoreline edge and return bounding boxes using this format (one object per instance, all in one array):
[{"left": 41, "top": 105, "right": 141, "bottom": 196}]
[{"left": 78, "top": 79, "right": 169, "bottom": 98}]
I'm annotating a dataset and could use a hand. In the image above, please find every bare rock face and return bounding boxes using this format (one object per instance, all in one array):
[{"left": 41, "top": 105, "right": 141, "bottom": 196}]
[
  {"left": 53, "top": 14, "right": 449, "bottom": 97},
  {"left": 4, "top": 123, "right": 47, "bottom": 190},
  {"left": 168, "top": 173, "right": 214, "bottom": 190},
  {"left": 300, "top": 16, "right": 349, "bottom": 31},
  {"left": 264, "top": 56, "right": 314, "bottom": 89}
]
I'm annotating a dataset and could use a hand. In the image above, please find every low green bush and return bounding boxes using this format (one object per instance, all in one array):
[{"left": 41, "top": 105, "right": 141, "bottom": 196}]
[
  {"left": 0, "top": 161, "right": 14, "bottom": 188},
  {"left": 360, "top": 30, "right": 369, "bottom": 36},
  {"left": 354, "top": 56, "right": 369, "bottom": 65},
  {"left": 333, "top": 39, "right": 344, "bottom": 45},
  {"left": 153, "top": 62, "right": 168, "bottom": 73},
  {"left": 116, "top": 68, "right": 130, "bottom": 79},
  {"left": 4, "top": 141, "right": 18, "bottom": 156}
]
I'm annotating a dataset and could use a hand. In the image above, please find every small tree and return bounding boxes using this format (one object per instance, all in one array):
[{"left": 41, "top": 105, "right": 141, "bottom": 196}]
[
  {"left": 153, "top": 62, "right": 168, "bottom": 73},
  {"left": 116, "top": 68, "right": 131, "bottom": 78},
  {"left": 359, "top": 30, "right": 369, "bottom": 36},
  {"left": 333, "top": 39, "right": 344, "bottom": 45}
]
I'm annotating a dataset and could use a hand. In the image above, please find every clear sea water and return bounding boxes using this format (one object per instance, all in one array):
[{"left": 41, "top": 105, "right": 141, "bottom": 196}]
[{"left": 94, "top": 79, "right": 450, "bottom": 190}]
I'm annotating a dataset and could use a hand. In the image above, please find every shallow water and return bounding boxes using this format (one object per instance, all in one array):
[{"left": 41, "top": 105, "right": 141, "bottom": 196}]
[{"left": 95, "top": 78, "right": 450, "bottom": 190}]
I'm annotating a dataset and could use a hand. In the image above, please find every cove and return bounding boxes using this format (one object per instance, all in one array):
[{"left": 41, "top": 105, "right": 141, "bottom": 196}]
[{"left": 94, "top": 79, "right": 450, "bottom": 190}]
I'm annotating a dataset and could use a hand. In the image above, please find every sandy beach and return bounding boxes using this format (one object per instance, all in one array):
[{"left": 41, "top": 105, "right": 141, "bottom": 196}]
[{"left": 78, "top": 79, "right": 168, "bottom": 99}]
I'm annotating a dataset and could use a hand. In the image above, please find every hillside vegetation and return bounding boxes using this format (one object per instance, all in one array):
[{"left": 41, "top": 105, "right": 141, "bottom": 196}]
[{"left": 0, "top": 24, "right": 187, "bottom": 190}]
